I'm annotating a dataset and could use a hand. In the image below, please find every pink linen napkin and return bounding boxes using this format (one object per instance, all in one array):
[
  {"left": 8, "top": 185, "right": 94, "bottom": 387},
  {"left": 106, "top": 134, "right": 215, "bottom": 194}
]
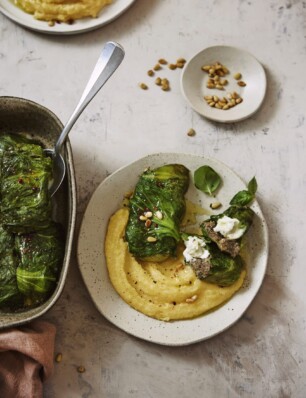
[{"left": 0, "top": 320, "right": 56, "bottom": 398}]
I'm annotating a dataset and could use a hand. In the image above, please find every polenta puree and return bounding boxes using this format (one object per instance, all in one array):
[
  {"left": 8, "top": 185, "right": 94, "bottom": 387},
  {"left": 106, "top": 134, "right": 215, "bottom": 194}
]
[
  {"left": 105, "top": 208, "right": 246, "bottom": 322},
  {"left": 15, "top": 0, "right": 113, "bottom": 23}
]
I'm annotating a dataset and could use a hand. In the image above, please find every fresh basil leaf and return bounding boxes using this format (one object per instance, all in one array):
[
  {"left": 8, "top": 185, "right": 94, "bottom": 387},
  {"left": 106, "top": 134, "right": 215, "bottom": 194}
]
[
  {"left": 230, "top": 190, "right": 254, "bottom": 206},
  {"left": 230, "top": 177, "right": 257, "bottom": 206},
  {"left": 194, "top": 165, "right": 222, "bottom": 196},
  {"left": 247, "top": 177, "right": 257, "bottom": 196}
]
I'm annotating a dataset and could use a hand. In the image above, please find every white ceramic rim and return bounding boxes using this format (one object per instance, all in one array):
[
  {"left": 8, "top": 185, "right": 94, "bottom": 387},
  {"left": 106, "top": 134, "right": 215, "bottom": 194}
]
[{"left": 180, "top": 45, "right": 267, "bottom": 123}]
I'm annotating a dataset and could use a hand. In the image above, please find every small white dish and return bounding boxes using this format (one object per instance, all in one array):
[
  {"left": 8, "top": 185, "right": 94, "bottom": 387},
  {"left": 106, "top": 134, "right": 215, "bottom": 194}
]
[
  {"left": 77, "top": 153, "right": 268, "bottom": 346},
  {"left": 181, "top": 45, "right": 267, "bottom": 123},
  {"left": 0, "top": 0, "right": 135, "bottom": 35}
]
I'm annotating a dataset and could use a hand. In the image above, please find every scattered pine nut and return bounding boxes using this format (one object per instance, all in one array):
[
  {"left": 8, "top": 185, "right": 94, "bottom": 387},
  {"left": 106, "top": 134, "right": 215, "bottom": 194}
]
[
  {"left": 233, "top": 72, "right": 242, "bottom": 80},
  {"left": 147, "top": 70, "right": 154, "bottom": 77},
  {"left": 237, "top": 81, "right": 246, "bottom": 87},
  {"left": 139, "top": 83, "right": 148, "bottom": 90},
  {"left": 161, "top": 84, "right": 170, "bottom": 91},
  {"left": 144, "top": 211, "right": 153, "bottom": 218},
  {"left": 162, "top": 80, "right": 170, "bottom": 90},
  {"left": 158, "top": 58, "right": 167, "bottom": 65},
  {"left": 77, "top": 366, "right": 86, "bottom": 373},
  {"left": 210, "top": 201, "right": 222, "bottom": 209},
  {"left": 155, "top": 77, "right": 162, "bottom": 86},
  {"left": 55, "top": 353, "right": 62, "bottom": 363},
  {"left": 153, "top": 64, "right": 161, "bottom": 71},
  {"left": 168, "top": 63, "right": 177, "bottom": 70},
  {"left": 187, "top": 128, "right": 196, "bottom": 137}
]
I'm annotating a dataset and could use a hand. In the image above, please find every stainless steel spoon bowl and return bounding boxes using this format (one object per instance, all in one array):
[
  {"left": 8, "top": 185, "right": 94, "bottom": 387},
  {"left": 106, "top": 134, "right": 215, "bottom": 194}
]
[{"left": 46, "top": 41, "right": 125, "bottom": 196}]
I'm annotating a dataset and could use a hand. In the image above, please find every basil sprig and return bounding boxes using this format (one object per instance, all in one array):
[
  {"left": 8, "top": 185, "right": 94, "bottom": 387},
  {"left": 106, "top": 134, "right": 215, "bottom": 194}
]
[
  {"left": 230, "top": 177, "right": 257, "bottom": 206},
  {"left": 194, "top": 165, "right": 222, "bottom": 196}
]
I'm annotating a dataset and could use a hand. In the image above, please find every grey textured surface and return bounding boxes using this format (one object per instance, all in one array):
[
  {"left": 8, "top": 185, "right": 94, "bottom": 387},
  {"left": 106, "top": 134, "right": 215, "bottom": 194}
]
[{"left": 0, "top": 0, "right": 305, "bottom": 396}]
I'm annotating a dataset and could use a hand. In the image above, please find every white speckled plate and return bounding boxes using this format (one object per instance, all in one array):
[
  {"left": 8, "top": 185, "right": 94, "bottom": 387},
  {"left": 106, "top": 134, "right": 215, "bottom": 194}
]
[
  {"left": 181, "top": 46, "right": 267, "bottom": 123},
  {"left": 0, "top": 0, "right": 135, "bottom": 35},
  {"left": 77, "top": 153, "right": 268, "bottom": 346}
]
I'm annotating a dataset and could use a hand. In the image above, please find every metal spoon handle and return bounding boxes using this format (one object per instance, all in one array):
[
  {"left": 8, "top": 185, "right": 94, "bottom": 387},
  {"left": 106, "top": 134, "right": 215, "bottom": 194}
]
[{"left": 54, "top": 41, "right": 125, "bottom": 154}]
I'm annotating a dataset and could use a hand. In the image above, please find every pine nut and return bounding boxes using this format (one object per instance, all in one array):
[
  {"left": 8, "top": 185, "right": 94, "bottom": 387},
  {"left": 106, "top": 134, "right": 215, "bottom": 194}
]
[
  {"left": 186, "top": 295, "right": 198, "bottom": 303},
  {"left": 169, "top": 63, "right": 177, "bottom": 70},
  {"left": 187, "top": 128, "right": 196, "bottom": 136},
  {"left": 55, "top": 353, "right": 62, "bottom": 363},
  {"left": 147, "top": 236, "right": 157, "bottom": 242},
  {"left": 210, "top": 201, "right": 222, "bottom": 209},
  {"left": 77, "top": 366, "right": 86, "bottom": 373},
  {"left": 155, "top": 210, "right": 163, "bottom": 219},
  {"left": 139, "top": 83, "right": 148, "bottom": 90}
]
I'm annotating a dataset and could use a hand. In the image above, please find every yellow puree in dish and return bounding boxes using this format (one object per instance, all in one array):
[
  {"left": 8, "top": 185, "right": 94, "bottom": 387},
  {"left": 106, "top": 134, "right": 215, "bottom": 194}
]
[
  {"left": 105, "top": 208, "right": 246, "bottom": 321},
  {"left": 15, "top": 0, "right": 113, "bottom": 23}
]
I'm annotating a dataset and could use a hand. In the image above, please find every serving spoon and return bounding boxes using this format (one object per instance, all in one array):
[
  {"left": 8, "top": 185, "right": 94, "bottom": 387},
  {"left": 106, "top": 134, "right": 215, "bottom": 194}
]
[{"left": 45, "top": 41, "right": 125, "bottom": 196}]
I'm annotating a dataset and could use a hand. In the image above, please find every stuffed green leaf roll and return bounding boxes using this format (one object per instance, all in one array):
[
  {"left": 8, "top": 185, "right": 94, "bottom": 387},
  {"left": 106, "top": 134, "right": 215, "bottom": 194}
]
[
  {"left": 0, "top": 134, "right": 52, "bottom": 233},
  {"left": 125, "top": 164, "right": 189, "bottom": 262}
]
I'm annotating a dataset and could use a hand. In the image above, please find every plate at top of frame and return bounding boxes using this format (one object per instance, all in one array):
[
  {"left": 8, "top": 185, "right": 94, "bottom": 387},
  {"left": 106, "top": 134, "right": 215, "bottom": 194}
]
[
  {"left": 180, "top": 45, "right": 267, "bottom": 123},
  {"left": 0, "top": 0, "right": 135, "bottom": 35}
]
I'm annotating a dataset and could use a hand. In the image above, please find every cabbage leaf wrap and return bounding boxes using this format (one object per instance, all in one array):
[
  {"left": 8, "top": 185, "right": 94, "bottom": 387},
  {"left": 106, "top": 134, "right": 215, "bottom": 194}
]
[
  {"left": 125, "top": 164, "right": 189, "bottom": 262},
  {"left": 201, "top": 205, "right": 255, "bottom": 257},
  {"left": 188, "top": 240, "right": 244, "bottom": 287},
  {"left": 0, "top": 134, "right": 65, "bottom": 310},
  {"left": 16, "top": 223, "right": 64, "bottom": 304},
  {"left": 0, "top": 134, "right": 52, "bottom": 233},
  {"left": 0, "top": 226, "right": 23, "bottom": 308}
]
